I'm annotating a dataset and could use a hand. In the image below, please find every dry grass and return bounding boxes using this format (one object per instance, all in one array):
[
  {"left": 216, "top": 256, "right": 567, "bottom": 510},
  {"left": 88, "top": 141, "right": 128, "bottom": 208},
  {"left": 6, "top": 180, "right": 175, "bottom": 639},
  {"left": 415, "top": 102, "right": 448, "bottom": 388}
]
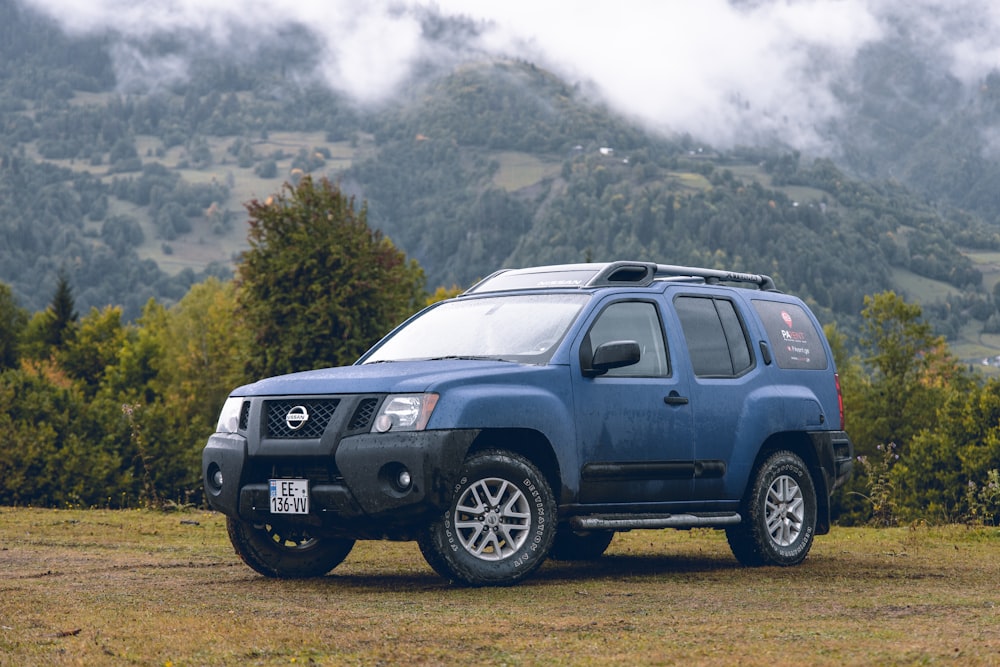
[{"left": 1, "top": 508, "right": 998, "bottom": 666}]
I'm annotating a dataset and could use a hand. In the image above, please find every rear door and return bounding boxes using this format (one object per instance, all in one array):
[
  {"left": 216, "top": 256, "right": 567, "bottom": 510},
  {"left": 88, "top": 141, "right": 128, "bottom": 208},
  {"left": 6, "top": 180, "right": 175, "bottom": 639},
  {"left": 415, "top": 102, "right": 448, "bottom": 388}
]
[
  {"left": 572, "top": 296, "right": 695, "bottom": 505},
  {"left": 669, "top": 292, "right": 764, "bottom": 503}
]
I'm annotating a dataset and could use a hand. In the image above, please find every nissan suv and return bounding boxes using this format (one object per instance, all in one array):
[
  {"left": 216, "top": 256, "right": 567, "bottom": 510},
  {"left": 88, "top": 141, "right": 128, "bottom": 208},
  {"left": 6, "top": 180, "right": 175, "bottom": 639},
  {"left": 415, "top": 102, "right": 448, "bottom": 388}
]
[{"left": 203, "top": 261, "right": 853, "bottom": 586}]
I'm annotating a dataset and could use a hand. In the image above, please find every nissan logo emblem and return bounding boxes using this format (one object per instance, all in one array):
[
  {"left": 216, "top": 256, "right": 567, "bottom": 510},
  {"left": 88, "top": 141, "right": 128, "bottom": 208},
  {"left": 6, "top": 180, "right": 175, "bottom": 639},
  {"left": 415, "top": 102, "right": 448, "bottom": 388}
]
[{"left": 285, "top": 405, "right": 309, "bottom": 430}]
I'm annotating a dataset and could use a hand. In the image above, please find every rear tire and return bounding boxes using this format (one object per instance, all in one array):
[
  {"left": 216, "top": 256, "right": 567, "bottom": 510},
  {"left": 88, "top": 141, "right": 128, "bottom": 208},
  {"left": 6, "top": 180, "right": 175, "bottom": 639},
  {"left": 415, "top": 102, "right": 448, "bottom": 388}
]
[
  {"left": 726, "top": 450, "right": 817, "bottom": 567},
  {"left": 417, "top": 449, "right": 556, "bottom": 586},
  {"left": 227, "top": 518, "right": 355, "bottom": 578}
]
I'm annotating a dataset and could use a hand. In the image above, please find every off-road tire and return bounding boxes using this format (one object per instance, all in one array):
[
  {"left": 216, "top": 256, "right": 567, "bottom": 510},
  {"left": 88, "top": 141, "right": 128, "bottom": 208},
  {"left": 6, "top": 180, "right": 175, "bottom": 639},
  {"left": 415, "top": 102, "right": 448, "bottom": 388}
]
[
  {"left": 417, "top": 449, "right": 556, "bottom": 586},
  {"left": 726, "top": 450, "right": 817, "bottom": 567},
  {"left": 227, "top": 517, "right": 355, "bottom": 578}
]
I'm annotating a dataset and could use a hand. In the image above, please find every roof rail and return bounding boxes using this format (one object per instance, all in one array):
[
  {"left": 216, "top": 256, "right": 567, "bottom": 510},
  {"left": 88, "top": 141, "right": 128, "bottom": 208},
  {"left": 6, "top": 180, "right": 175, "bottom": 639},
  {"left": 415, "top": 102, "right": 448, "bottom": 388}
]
[
  {"left": 463, "top": 261, "right": 777, "bottom": 294},
  {"left": 586, "top": 261, "right": 776, "bottom": 291},
  {"left": 652, "top": 264, "right": 776, "bottom": 291}
]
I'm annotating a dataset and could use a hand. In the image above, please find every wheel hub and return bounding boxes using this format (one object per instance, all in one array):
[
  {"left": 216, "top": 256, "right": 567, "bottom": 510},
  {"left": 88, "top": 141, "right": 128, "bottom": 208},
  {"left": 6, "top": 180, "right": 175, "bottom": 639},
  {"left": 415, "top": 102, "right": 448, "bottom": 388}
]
[
  {"left": 765, "top": 475, "right": 804, "bottom": 547},
  {"left": 454, "top": 477, "right": 531, "bottom": 561}
]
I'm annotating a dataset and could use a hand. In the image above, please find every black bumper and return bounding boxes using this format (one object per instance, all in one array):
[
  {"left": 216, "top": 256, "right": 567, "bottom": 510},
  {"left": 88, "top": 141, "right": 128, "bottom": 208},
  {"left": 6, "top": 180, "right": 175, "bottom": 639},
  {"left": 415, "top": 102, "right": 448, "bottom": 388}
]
[
  {"left": 203, "top": 429, "right": 479, "bottom": 533},
  {"left": 808, "top": 429, "right": 854, "bottom": 493}
]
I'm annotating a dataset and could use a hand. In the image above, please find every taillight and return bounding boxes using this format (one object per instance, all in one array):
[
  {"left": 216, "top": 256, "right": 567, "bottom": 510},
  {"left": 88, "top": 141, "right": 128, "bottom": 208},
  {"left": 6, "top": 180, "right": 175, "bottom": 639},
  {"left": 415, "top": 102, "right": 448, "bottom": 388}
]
[{"left": 834, "top": 373, "right": 845, "bottom": 430}]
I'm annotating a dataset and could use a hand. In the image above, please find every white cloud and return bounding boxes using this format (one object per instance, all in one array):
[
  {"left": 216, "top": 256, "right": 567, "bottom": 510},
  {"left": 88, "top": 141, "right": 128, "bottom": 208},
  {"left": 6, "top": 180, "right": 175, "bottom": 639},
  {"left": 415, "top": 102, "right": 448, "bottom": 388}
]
[{"left": 19, "top": 0, "right": 1000, "bottom": 151}]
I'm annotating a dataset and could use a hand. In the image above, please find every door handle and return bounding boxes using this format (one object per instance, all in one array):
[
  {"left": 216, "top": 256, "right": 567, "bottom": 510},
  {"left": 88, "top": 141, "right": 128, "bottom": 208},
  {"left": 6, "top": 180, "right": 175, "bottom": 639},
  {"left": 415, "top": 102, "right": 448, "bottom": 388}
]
[{"left": 664, "top": 391, "right": 689, "bottom": 406}]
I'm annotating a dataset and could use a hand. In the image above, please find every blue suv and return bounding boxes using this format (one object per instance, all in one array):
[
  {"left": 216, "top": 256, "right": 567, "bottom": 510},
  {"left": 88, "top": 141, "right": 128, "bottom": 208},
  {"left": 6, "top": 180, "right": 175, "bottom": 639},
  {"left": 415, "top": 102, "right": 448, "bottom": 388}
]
[{"left": 203, "top": 261, "right": 853, "bottom": 586}]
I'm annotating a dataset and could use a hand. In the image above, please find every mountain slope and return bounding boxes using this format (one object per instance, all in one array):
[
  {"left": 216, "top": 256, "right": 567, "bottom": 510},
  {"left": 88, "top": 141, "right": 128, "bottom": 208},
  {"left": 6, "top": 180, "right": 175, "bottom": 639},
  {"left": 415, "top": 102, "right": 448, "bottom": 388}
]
[{"left": 2, "top": 0, "right": 1000, "bottom": 355}]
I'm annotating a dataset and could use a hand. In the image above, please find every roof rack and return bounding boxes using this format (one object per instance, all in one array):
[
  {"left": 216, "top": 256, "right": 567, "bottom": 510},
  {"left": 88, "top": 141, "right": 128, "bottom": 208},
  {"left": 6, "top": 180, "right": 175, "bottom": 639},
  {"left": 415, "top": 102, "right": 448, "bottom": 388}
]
[
  {"left": 464, "top": 261, "right": 777, "bottom": 294},
  {"left": 652, "top": 263, "right": 776, "bottom": 291}
]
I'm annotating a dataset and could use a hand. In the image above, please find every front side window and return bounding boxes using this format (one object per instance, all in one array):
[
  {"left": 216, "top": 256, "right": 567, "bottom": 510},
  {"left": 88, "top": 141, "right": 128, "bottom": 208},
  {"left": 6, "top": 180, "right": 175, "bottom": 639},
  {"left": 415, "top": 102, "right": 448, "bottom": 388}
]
[
  {"left": 363, "top": 294, "right": 589, "bottom": 363},
  {"left": 581, "top": 301, "right": 669, "bottom": 377},
  {"left": 674, "top": 296, "right": 753, "bottom": 378}
]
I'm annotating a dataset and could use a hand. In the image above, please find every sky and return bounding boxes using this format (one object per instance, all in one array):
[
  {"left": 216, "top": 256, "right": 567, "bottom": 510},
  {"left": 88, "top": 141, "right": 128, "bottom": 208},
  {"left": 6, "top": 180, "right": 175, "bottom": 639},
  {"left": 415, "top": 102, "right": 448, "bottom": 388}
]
[{"left": 19, "top": 0, "right": 1000, "bottom": 153}]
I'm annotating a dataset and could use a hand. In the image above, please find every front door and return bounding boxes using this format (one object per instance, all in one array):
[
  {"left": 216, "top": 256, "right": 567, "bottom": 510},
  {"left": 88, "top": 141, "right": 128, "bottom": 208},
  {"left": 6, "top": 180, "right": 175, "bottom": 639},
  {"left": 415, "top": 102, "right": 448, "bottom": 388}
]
[{"left": 573, "top": 298, "right": 695, "bottom": 505}]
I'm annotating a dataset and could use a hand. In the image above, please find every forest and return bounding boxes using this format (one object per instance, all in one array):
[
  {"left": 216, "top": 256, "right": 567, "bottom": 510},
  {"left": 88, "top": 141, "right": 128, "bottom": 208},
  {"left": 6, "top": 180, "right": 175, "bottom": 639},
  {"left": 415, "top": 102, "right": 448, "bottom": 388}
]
[{"left": 3, "top": 0, "right": 1000, "bottom": 349}]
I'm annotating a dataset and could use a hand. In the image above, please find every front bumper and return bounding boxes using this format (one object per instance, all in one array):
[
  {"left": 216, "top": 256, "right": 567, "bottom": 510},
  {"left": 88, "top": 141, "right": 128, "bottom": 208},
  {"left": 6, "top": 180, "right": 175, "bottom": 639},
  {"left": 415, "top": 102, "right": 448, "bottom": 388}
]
[{"left": 202, "top": 429, "right": 479, "bottom": 535}]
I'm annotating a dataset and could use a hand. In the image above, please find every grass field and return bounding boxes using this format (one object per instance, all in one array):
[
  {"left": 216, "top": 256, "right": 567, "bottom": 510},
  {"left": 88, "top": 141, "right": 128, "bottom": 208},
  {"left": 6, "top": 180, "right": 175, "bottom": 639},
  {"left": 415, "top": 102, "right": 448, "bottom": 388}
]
[
  {"left": 26, "top": 124, "right": 371, "bottom": 278},
  {"left": 889, "top": 266, "right": 964, "bottom": 304},
  {"left": 884, "top": 252, "right": 1000, "bottom": 373},
  {"left": 492, "top": 151, "right": 560, "bottom": 192},
  {"left": 1, "top": 508, "right": 997, "bottom": 666}
]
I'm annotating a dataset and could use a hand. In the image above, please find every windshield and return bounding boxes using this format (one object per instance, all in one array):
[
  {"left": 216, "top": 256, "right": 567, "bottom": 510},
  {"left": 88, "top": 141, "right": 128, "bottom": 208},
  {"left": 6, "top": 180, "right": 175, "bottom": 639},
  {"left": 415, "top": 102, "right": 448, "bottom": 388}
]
[{"left": 363, "top": 294, "right": 589, "bottom": 363}]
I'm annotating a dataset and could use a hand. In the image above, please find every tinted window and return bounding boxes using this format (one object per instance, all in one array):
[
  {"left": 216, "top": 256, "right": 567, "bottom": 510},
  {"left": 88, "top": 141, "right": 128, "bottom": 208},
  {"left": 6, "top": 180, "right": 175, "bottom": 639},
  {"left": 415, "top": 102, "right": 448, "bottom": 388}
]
[
  {"left": 674, "top": 296, "right": 753, "bottom": 377},
  {"left": 752, "top": 300, "right": 828, "bottom": 370},
  {"left": 717, "top": 299, "right": 752, "bottom": 373},
  {"left": 583, "top": 301, "right": 668, "bottom": 377}
]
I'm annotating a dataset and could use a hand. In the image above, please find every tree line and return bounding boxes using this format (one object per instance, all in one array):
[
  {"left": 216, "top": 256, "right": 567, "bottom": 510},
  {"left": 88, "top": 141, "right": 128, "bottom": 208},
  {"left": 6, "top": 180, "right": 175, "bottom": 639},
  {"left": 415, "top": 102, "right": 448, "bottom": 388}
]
[
  {"left": 0, "top": 178, "right": 422, "bottom": 508},
  {"left": 0, "top": 177, "right": 996, "bottom": 525}
]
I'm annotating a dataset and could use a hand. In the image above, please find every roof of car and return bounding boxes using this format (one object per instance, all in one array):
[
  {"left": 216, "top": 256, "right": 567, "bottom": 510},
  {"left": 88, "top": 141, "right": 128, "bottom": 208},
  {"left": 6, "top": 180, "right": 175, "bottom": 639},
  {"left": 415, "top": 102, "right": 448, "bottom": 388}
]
[{"left": 463, "top": 261, "right": 777, "bottom": 295}]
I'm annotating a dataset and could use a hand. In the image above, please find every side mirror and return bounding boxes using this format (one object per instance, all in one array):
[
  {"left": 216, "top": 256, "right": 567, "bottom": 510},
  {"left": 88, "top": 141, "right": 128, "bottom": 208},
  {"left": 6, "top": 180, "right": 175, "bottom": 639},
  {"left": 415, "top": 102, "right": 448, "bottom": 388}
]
[{"left": 585, "top": 340, "right": 641, "bottom": 377}]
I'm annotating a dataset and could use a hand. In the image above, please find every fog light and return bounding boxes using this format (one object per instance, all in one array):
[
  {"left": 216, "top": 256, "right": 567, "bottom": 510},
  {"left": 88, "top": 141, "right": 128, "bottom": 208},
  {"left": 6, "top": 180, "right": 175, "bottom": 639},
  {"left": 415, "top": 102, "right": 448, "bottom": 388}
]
[
  {"left": 213, "top": 469, "right": 224, "bottom": 488},
  {"left": 396, "top": 469, "right": 412, "bottom": 491}
]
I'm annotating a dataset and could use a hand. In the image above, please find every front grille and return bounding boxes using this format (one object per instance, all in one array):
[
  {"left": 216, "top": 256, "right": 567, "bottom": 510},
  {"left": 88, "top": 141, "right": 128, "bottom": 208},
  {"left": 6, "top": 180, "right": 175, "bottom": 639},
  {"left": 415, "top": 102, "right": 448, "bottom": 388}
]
[
  {"left": 248, "top": 459, "right": 342, "bottom": 484},
  {"left": 349, "top": 397, "right": 379, "bottom": 431},
  {"left": 271, "top": 462, "right": 340, "bottom": 483},
  {"left": 265, "top": 399, "right": 340, "bottom": 439}
]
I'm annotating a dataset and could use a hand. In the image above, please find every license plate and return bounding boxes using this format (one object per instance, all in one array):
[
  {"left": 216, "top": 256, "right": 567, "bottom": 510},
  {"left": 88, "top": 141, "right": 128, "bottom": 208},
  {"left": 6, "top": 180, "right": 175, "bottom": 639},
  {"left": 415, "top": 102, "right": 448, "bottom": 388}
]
[{"left": 269, "top": 479, "right": 309, "bottom": 514}]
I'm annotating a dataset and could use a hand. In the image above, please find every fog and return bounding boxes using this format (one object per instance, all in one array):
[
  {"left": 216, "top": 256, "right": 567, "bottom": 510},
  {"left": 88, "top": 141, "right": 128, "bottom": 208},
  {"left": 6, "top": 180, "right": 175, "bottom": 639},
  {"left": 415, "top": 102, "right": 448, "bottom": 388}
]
[{"left": 20, "top": 0, "right": 1000, "bottom": 152}]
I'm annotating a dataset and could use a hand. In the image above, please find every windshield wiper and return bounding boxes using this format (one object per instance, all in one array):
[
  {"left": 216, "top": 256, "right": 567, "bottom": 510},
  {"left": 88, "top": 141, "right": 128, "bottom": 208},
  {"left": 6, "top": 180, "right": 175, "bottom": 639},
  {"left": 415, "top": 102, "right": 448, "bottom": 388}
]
[{"left": 426, "top": 355, "right": 514, "bottom": 362}]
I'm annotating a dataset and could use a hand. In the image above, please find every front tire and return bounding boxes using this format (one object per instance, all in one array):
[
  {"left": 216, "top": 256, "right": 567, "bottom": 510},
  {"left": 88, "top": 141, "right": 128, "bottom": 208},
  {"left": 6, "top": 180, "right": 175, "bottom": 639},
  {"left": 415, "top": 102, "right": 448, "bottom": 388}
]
[
  {"left": 227, "top": 518, "right": 355, "bottom": 578},
  {"left": 417, "top": 449, "right": 556, "bottom": 586},
  {"left": 726, "top": 450, "right": 817, "bottom": 567}
]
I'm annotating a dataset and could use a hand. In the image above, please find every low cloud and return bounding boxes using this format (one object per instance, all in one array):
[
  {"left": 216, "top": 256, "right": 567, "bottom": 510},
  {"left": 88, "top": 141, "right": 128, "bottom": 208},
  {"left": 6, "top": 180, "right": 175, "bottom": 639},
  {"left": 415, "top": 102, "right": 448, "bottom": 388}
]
[{"left": 20, "top": 0, "right": 1000, "bottom": 152}]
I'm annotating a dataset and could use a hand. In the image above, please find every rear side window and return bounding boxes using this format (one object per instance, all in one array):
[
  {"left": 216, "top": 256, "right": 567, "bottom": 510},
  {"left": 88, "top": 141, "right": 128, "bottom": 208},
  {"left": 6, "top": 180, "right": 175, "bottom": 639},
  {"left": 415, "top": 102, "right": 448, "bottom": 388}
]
[
  {"left": 752, "top": 300, "right": 828, "bottom": 370},
  {"left": 674, "top": 296, "right": 753, "bottom": 378}
]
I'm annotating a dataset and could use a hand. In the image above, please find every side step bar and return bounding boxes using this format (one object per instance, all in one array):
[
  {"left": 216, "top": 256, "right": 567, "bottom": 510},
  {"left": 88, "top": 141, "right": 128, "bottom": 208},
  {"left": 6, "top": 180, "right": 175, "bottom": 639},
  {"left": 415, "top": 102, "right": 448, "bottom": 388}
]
[{"left": 569, "top": 512, "right": 742, "bottom": 531}]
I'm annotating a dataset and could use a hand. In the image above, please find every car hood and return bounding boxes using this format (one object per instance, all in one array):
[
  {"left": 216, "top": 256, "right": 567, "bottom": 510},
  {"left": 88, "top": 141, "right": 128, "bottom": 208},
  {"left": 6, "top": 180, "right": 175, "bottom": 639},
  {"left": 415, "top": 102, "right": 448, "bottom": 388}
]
[{"left": 231, "top": 359, "right": 555, "bottom": 397}]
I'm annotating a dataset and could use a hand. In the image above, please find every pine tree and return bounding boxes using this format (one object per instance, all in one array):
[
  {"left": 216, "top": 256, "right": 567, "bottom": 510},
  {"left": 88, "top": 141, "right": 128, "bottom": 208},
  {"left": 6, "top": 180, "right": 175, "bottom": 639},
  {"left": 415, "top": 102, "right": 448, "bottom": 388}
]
[{"left": 46, "top": 270, "right": 78, "bottom": 348}]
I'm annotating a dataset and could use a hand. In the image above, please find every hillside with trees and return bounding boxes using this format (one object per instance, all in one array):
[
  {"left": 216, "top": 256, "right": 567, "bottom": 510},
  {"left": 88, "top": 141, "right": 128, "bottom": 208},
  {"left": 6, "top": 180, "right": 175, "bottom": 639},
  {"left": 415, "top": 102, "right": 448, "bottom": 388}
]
[{"left": 4, "top": 0, "right": 1000, "bottom": 357}]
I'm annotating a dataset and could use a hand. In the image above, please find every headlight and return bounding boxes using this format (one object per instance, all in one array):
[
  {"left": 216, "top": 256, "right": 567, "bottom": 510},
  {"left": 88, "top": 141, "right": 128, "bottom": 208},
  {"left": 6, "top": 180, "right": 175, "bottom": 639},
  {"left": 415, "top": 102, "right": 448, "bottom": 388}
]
[
  {"left": 373, "top": 393, "right": 438, "bottom": 433},
  {"left": 216, "top": 397, "right": 245, "bottom": 433}
]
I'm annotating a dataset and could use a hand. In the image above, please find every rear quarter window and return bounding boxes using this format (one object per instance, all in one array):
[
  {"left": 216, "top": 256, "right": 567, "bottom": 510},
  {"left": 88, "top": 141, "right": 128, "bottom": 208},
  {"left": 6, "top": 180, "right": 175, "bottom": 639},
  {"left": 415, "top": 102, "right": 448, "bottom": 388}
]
[{"left": 752, "top": 300, "right": 828, "bottom": 370}]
